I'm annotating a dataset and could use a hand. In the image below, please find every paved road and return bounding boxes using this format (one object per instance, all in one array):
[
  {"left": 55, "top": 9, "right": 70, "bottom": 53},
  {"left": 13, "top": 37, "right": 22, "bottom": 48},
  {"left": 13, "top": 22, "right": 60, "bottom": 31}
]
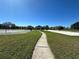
[
  {"left": 48, "top": 30, "right": 79, "bottom": 36},
  {"left": 32, "top": 32, "right": 54, "bottom": 59},
  {"left": 0, "top": 30, "right": 30, "bottom": 35}
]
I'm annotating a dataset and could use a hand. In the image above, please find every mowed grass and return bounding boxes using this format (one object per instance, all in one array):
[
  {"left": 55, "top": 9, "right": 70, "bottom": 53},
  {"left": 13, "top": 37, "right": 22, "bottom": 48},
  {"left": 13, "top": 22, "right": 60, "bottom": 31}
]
[
  {"left": 0, "top": 31, "right": 41, "bottom": 59},
  {"left": 44, "top": 31, "right": 79, "bottom": 59}
]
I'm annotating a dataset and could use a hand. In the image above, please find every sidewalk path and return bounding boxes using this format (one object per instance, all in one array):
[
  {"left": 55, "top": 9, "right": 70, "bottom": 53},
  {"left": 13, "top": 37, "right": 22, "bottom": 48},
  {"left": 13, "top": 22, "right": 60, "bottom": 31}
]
[
  {"left": 48, "top": 30, "right": 79, "bottom": 36},
  {"left": 0, "top": 30, "right": 30, "bottom": 35},
  {"left": 32, "top": 32, "right": 54, "bottom": 59}
]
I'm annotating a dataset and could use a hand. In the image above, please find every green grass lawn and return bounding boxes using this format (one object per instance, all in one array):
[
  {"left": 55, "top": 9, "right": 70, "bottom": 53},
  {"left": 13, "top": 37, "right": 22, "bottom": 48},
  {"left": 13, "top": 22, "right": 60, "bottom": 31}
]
[
  {"left": 44, "top": 31, "right": 79, "bottom": 59},
  {"left": 0, "top": 31, "right": 41, "bottom": 59}
]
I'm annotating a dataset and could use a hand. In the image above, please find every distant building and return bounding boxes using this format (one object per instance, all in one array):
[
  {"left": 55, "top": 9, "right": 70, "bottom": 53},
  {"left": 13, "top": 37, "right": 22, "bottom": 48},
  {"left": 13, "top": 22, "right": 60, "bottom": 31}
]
[{"left": 71, "top": 22, "right": 79, "bottom": 30}]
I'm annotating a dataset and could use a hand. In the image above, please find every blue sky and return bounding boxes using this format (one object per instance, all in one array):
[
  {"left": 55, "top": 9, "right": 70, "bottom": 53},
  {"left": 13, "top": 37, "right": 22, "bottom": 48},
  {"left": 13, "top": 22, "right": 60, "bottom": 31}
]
[{"left": 0, "top": 0, "right": 79, "bottom": 27}]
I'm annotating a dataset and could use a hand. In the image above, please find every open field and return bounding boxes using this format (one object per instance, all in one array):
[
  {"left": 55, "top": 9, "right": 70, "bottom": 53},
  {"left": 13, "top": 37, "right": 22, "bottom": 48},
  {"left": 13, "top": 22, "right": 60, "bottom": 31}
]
[
  {"left": 0, "top": 29, "right": 30, "bottom": 35},
  {"left": 44, "top": 31, "right": 79, "bottom": 59},
  {"left": 0, "top": 31, "right": 41, "bottom": 59},
  {"left": 48, "top": 30, "right": 79, "bottom": 36}
]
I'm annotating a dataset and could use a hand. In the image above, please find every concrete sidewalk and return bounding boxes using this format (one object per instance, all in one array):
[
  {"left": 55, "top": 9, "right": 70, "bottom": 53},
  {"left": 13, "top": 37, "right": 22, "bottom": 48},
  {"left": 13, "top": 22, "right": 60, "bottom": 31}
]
[
  {"left": 32, "top": 32, "right": 54, "bottom": 59},
  {"left": 48, "top": 30, "right": 79, "bottom": 36},
  {"left": 0, "top": 30, "right": 30, "bottom": 35}
]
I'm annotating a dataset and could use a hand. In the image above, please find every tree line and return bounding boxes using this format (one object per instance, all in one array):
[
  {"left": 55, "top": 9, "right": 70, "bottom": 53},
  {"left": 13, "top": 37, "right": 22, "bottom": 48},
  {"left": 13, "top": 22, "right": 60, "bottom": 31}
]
[
  {"left": 0, "top": 22, "right": 50, "bottom": 30},
  {"left": 0, "top": 21, "right": 79, "bottom": 30}
]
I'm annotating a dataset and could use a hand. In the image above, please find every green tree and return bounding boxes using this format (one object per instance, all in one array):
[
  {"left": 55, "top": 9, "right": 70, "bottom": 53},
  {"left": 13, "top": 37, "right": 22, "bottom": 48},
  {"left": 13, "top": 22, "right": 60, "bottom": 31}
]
[
  {"left": 27, "top": 26, "right": 34, "bottom": 31},
  {"left": 54, "top": 26, "right": 65, "bottom": 30},
  {"left": 2, "top": 22, "right": 16, "bottom": 29},
  {"left": 35, "top": 25, "right": 42, "bottom": 30}
]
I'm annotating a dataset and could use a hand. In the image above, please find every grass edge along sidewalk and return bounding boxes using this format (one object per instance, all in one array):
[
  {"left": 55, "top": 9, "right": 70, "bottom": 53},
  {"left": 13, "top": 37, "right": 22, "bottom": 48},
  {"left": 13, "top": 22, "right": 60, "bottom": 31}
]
[
  {"left": 44, "top": 31, "right": 79, "bottom": 59},
  {"left": 0, "top": 31, "right": 41, "bottom": 59}
]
